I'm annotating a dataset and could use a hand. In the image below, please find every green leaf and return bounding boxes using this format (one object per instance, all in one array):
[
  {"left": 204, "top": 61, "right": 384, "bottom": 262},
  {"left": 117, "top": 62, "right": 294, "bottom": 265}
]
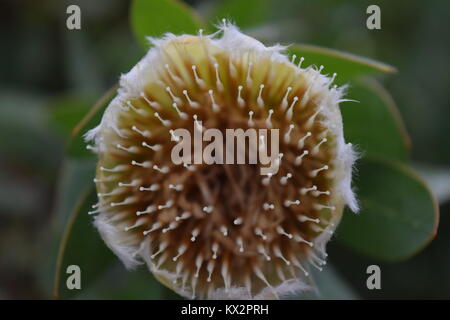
[
  {"left": 337, "top": 157, "right": 439, "bottom": 261},
  {"left": 298, "top": 265, "right": 359, "bottom": 300},
  {"left": 52, "top": 187, "right": 116, "bottom": 299},
  {"left": 341, "top": 77, "right": 411, "bottom": 161},
  {"left": 209, "top": 0, "right": 270, "bottom": 29},
  {"left": 74, "top": 262, "right": 165, "bottom": 299},
  {"left": 0, "top": 90, "right": 62, "bottom": 171},
  {"left": 49, "top": 95, "right": 93, "bottom": 138},
  {"left": 51, "top": 86, "right": 119, "bottom": 298},
  {"left": 36, "top": 157, "right": 96, "bottom": 296},
  {"left": 288, "top": 44, "right": 396, "bottom": 84},
  {"left": 64, "top": 85, "right": 117, "bottom": 159},
  {"left": 413, "top": 164, "right": 450, "bottom": 204},
  {"left": 63, "top": 32, "right": 103, "bottom": 94},
  {"left": 52, "top": 158, "right": 97, "bottom": 231},
  {"left": 50, "top": 85, "right": 117, "bottom": 233},
  {"left": 131, "top": 0, "right": 204, "bottom": 49}
]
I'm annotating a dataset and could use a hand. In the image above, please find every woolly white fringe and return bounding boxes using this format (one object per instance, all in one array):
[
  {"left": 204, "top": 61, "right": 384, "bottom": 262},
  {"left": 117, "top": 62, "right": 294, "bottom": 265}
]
[{"left": 93, "top": 214, "right": 143, "bottom": 270}]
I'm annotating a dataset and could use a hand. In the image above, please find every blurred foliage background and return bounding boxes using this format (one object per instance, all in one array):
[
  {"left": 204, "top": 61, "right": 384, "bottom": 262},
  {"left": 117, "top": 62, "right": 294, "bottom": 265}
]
[{"left": 0, "top": 0, "right": 449, "bottom": 299}]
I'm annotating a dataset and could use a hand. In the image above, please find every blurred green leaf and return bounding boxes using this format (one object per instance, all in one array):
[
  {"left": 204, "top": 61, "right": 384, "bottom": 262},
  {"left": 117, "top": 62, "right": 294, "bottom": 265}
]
[
  {"left": 131, "top": 0, "right": 204, "bottom": 49},
  {"left": 63, "top": 32, "right": 103, "bottom": 95},
  {"left": 341, "top": 78, "right": 411, "bottom": 161},
  {"left": 52, "top": 158, "right": 96, "bottom": 231},
  {"left": 0, "top": 171, "right": 41, "bottom": 215},
  {"left": 0, "top": 90, "right": 62, "bottom": 171},
  {"left": 74, "top": 262, "right": 164, "bottom": 299},
  {"left": 288, "top": 44, "right": 396, "bottom": 84},
  {"left": 49, "top": 95, "right": 92, "bottom": 138},
  {"left": 51, "top": 86, "right": 119, "bottom": 298},
  {"left": 53, "top": 188, "right": 116, "bottom": 299},
  {"left": 299, "top": 264, "right": 359, "bottom": 300},
  {"left": 63, "top": 85, "right": 117, "bottom": 159},
  {"left": 413, "top": 164, "right": 450, "bottom": 204},
  {"left": 209, "top": 0, "right": 270, "bottom": 29},
  {"left": 47, "top": 86, "right": 116, "bottom": 160},
  {"left": 37, "top": 157, "right": 96, "bottom": 297},
  {"left": 337, "top": 157, "right": 439, "bottom": 261}
]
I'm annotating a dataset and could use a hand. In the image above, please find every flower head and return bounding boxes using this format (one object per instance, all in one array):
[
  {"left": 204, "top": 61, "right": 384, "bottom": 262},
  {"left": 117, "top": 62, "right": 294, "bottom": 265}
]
[{"left": 86, "top": 22, "right": 358, "bottom": 299}]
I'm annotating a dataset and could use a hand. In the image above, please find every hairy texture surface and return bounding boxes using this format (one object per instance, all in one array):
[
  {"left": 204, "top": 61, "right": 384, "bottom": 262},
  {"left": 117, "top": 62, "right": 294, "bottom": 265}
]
[{"left": 86, "top": 23, "right": 358, "bottom": 299}]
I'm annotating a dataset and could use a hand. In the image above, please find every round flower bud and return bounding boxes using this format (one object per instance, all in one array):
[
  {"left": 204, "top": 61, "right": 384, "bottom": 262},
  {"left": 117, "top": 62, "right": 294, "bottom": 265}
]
[{"left": 86, "top": 22, "right": 358, "bottom": 299}]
